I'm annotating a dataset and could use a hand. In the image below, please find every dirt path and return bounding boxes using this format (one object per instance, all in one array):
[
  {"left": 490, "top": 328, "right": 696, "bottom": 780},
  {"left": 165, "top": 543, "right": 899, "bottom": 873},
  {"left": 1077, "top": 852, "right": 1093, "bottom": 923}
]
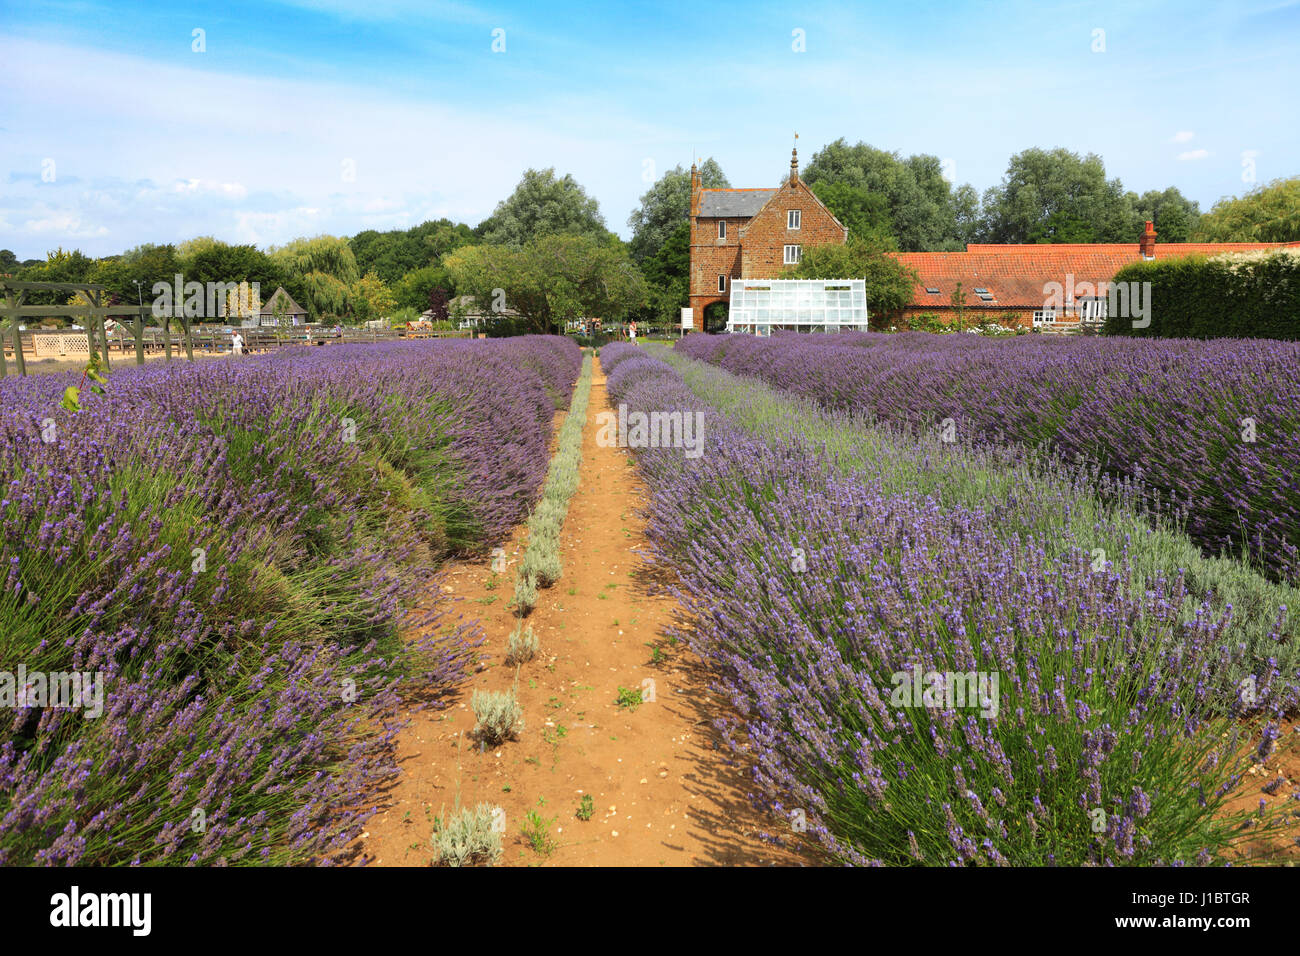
[{"left": 358, "top": 354, "right": 808, "bottom": 866}]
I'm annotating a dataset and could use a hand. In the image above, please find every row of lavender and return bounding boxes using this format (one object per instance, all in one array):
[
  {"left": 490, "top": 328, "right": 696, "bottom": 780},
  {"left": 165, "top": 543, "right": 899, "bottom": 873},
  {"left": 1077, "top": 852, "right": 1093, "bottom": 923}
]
[
  {"left": 0, "top": 336, "right": 580, "bottom": 865},
  {"left": 677, "top": 332, "right": 1300, "bottom": 585},
  {"left": 601, "top": 342, "right": 1296, "bottom": 865}
]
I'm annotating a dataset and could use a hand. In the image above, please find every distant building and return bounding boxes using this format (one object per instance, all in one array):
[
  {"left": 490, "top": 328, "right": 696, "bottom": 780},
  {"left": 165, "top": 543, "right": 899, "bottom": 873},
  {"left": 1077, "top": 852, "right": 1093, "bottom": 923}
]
[
  {"left": 688, "top": 148, "right": 848, "bottom": 329},
  {"left": 252, "top": 286, "right": 307, "bottom": 327},
  {"left": 892, "top": 223, "right": 1300, "bottom": 331}
]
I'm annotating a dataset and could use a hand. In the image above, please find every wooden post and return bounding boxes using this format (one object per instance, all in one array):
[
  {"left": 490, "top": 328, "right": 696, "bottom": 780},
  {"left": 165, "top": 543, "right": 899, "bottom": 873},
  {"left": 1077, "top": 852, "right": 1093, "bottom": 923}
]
[
  {"left": 135, "top": 306, "right": 145, "bottom": 365},
  {"left": 11, "top": 290, "right": 27, "bottom": 376},
  {"left": 91, "top": 292, "right": 111, "bottom": 371},
  {"left": 0, "top": 290, "right": 11, "bottom": 378},
  {"left": 162, "top": 312, "right": 173, "bottom": 360}
]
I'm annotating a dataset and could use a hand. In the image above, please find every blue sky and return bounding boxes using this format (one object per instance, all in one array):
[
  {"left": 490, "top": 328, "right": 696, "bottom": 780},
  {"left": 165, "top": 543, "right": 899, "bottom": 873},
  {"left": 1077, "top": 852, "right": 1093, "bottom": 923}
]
[{"left": 1, "top": 0, "right": 1297, "bottom": 259}]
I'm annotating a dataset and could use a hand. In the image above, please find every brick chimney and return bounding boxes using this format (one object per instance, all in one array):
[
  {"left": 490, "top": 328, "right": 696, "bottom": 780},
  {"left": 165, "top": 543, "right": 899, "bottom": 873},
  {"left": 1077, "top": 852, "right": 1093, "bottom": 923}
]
[
  {"left": 1139, "top": 219, "right": 1157, "bottom": 259},
  {"left": 789, "top": 147, "right": 799, "bottom": 185}
]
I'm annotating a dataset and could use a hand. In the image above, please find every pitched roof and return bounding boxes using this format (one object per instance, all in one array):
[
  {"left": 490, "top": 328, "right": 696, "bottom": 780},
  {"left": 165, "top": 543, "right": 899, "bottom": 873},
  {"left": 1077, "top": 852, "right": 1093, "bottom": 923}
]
[
  {"left": 894, "top": 241, "right": 1300, "bottom": 308},
  {"left": 260, "top": 286, "right": 306, "bottom": 315},
  {"left": 698, "top": 188, "right": 778, "bottom": 218}
]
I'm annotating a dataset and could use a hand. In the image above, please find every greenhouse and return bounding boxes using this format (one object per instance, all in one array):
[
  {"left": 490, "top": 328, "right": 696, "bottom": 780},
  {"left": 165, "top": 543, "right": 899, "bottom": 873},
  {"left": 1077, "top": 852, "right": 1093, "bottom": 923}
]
[{"left": 725, "top": 279, "right": 869, "bottom": 335}]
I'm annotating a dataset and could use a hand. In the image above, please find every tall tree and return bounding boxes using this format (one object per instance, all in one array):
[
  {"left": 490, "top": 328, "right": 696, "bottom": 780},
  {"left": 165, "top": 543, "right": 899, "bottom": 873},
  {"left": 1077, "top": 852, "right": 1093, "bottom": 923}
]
[
  {"left": 1194, "top": 177, "right": 1300, "bottom": 242},
  {"left": 445, "top": 233, "right": 646, "bottom": 334},
  {"left": 808, "top": 181, "right": 895, "bottom": 247},
  {"left": 980, "top": 147, "right": 1134, "bottom": 243},
  {"left": 626, "top": 158, "right": 728, "bottom": 262},
  {"left": 801, "top": 139, "right": 972, "bottom": 251},
  {"left": 1126, "top": 187, "right": 1201, "bottom": 242},
  {"left": 478, "top": 168, "right": 610, "bottom": 248}
]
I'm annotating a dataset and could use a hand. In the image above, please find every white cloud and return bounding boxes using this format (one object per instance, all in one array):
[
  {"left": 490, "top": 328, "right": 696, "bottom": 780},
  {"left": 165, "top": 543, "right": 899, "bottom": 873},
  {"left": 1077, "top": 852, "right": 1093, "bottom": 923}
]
[
  {"left": 1171, "top": 130, "right": 1195, "bottom": 143},
  {"left": 1177, "top": 148, "right": 1210, "bottom": 161}
]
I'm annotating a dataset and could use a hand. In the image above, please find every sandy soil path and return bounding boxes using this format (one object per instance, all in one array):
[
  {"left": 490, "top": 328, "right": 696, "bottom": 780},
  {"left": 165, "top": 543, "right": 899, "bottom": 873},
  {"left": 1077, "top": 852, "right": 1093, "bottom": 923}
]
[{"left": 357, "top": 354, "right": 808, "bottom": 866}]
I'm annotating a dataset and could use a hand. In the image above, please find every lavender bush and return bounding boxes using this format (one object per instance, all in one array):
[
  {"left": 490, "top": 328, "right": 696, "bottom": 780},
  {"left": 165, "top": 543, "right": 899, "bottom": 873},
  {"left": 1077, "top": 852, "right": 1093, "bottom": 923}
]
[
  {"left": 0, "top": 336, "right": 579, "bottom": 865},
  {"left": 677, "top": 333, "right": 1300, "bottom": 584},
  {"left": 605, "top": 345, "right": 1299, "bottom": 865}
]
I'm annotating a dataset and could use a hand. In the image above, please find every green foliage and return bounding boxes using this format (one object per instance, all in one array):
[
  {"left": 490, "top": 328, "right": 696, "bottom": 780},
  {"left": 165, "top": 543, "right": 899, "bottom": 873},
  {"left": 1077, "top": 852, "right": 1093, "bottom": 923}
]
[
  {"left": 431, "top": 803, "right": 502, "bottom": 867},
  {"left": 615, "top": 686, "right": 642, "bottom": 710},
  {"left": 980, "top": 147, "right": 1135, "bottom": 243},
  {"left": 1127, "top": 186, "right": 1202, "bottom": 243},
  {"left": 1107, "top": 249, "right": 1300, "bottom": 339},
  {"left": 520, "top": 808, "right": 558, "bottom": 856},
  {"left": 392, "top": 263, "right": 453, "bottom": 311},
  {"left": 801, "top": 139, "right": 971, "bottom": 251},
  {"left": 479, "top": 168, "right": 611, "bottom": 248},
  {"left": 350, "top": 219, "right": 474, "bottom": 284},
  {"left": 15, "top": 247, "right": 98, "bottom": 305},
  {"left": 627, "top": 158, "right": 728, "bottom": 262},
  {"left": 809, "top": 181, "right": 895, "bottom": 246},
  {"left": 1195, "top": 177, "right": 1300, "bottom": 242},
  {"left": 445, "top": 237, "right": 645, "bottom": 335},
  {"left": 782, "top": 238, "right": 917, "bottom": 315},
  {"left": 636, "top": 221, "right": 690, "bottom": 324},
  {"left": 269, "top": 235, "right": 360, "bottom": 285},
  {"left": 575, "top": 795, "right": 594, "bottom": 821}
]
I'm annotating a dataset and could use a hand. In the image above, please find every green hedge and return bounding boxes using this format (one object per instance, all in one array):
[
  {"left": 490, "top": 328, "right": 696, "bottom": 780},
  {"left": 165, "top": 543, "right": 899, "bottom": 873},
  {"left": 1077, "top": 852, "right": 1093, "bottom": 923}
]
[{"left": 1106, "top": 249, "right": 1300, "bottom": 339}]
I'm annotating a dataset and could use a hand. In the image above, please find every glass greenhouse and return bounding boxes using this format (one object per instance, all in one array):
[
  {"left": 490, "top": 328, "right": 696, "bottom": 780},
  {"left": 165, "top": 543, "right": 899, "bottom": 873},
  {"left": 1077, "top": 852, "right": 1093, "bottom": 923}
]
[{"left": 725, "top": 279, "right": 869, "bottom": 335}]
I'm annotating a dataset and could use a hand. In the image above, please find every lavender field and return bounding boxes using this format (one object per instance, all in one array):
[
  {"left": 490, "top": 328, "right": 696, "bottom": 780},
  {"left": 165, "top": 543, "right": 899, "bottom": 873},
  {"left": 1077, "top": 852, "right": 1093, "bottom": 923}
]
[
  {"left": 603, "top": 339, "right": 1299, "bottom": 865},
  {"left": 0, "top": 337, "right": 580, "bottom": 865}
]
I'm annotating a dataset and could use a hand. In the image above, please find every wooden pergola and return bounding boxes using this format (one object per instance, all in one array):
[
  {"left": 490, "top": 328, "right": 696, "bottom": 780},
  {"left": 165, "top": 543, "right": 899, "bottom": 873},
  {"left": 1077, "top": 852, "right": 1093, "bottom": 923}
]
[{"left": 0, "top": 279, "right": 188, "bottom": 377}]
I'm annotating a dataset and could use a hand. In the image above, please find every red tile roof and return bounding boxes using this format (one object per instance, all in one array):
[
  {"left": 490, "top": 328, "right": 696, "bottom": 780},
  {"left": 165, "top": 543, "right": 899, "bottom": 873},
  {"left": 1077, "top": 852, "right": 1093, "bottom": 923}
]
[{"left": 893, "top": 241, "right": 1300, "bottom": 308}]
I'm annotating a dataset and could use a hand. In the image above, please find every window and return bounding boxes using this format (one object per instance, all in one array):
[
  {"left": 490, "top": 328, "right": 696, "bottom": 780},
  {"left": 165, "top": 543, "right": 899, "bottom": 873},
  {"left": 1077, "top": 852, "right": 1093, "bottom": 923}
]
[
  {"left": 718, "top": 220, "right": 727, "bottom": 240},
  {"left": 925, "top": 287, "right": 940, "bottom": 295},
  {"left": 1033, "top": 309, "right": 1057, "bottom": 326},
  {"left": 788, "top": 209, "right": 801, "bottom": 230},
  {"left": 1077, "top": 297, "right": 1107, "bottom": 325},
  {"left": 783, "top": 244, "right": 801, "bottom": 265},
  {"left": 718, "top": 274, "right": 727, "bottom": 293}
]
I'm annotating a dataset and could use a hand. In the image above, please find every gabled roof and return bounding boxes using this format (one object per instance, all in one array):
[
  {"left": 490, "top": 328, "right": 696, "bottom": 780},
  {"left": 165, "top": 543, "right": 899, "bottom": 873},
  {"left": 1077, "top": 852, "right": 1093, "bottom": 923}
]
[
  {"left": 739, "top": 178, "right": 849, "bottom": 241},
  {"left": 698, "top": 188, "right": 778, "bottom": 218},
  {"left": 260, "top": 286, "right": 306, "bottom": 315},
  {"left": 894, "top": 241, "right": 1300, "bottom": 308}
]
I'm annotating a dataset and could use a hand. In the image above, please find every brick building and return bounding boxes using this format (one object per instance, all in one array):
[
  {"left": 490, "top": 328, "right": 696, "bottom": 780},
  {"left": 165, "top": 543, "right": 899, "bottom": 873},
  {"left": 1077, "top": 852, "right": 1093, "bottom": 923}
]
[
  {"left": 892, "top": 222, "right": 1300, "bottom": 331},
  {"left": 688, "top": 148, "right": 847, "bottom": 326}
]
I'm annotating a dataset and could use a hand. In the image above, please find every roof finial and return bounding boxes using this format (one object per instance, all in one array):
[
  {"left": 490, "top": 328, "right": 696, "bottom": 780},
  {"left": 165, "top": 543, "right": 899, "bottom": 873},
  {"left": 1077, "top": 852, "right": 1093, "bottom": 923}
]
[{"left": 790, "top": 133, "right": 799, "bottom": 183}]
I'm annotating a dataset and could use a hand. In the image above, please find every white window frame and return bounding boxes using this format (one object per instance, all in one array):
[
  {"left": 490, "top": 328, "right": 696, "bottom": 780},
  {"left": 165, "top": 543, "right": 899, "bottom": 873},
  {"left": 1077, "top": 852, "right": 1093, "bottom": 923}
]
[
  {"left": 1076, "top": 297, "right": 1107, "bottom": 325},
  {"left": 783, "top": 244, "right": 801, "bottom": 265},
  {"left": 788, "top": 209, "right": 801, "bottom": 230},
  {"left": 1032, "top": 309, "right": 1057, "bottom": 326},
  {"left": 718, "top": 274, "right": 727, "bottom": 293},
  {"left": 718, "top": 220, "right": 727, "bottom": 240}
]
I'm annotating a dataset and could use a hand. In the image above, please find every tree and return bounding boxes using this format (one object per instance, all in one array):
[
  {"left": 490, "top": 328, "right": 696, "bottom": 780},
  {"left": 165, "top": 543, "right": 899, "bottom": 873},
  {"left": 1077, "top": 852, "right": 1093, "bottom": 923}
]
[
  {"left": 349, "top": 272, "right": 396, "bottom": 324},
  {"left": 980, "top": 147, "right": 1134, "bottom": 243},
  {"left": 392, "top": 263, "right": 453, "bottom": 312},
  {"left": 782, "top": 238, "right": 917, "bottom": 316},
  {"left": 808, "top": 181, "right": 894, "bottom": 246},
  {"left": 1194, "top": 177, "right": 1300, "bottom": 242},
  {"left": 626, "top": 159, "right": 728, "bottom": 262},
  {"left": 636, "top": 221, "right": 690, "bottom": 324},
  {"left": 427, "top": 286, "right": 451, "bottom": 325},
  {"left": 801, "top": 139, "right": 972, "bottom": 251},
  {"left": 269, "top": 236, "right": 360, "bottom": 285},
  {"left": 444, "top": 233, "right": 646, "bottom": 334},
  {"left": 1126, "top": 187, "right": 1201, "bottom": 242},
  {"left": 17, "top": 248, "right": 98, "bottom": 305},
  {"left": 349, "top": 219, "right": 474, "bottom": 284},
  {"left": 478, "top": 168, "right": 611, "bottom": 247}
]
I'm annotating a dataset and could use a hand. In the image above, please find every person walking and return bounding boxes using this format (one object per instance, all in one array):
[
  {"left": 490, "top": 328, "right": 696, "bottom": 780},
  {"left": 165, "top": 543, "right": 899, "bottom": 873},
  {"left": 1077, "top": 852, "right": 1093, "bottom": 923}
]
[{"left": 231, "top": 330, "right": 244, "bottom": 356}]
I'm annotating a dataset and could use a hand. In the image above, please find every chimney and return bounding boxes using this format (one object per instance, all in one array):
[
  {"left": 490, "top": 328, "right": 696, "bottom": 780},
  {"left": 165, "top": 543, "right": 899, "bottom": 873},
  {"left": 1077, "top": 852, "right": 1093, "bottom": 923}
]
[
  {"left": 1139, "top": 219, "right": 1157, "bottom": 259},
  {"left": 789, "top": 147, "right": 799, "bottom": 185},
  {"left": 690, "top": 161, "right": 701, "bottom": 218}
]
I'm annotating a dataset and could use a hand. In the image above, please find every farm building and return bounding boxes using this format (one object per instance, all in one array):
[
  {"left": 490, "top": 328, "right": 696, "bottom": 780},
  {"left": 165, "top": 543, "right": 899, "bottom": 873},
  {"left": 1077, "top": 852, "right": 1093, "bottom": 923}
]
[
  {"left": 687, "top": 148, "right": 848, "bottom": 330},
  {"left": 892, "top": 222, "right": 1300, "bottom": 331},
  {"left": 252, "top": 286, "right": 307, "bottom": 327}
]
